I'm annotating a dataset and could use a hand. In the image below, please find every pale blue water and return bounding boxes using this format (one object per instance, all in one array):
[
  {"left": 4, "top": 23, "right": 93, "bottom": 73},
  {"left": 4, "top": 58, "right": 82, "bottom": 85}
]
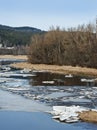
[{"left": 0, "top": 111, "right": 97, "bottom": 130}]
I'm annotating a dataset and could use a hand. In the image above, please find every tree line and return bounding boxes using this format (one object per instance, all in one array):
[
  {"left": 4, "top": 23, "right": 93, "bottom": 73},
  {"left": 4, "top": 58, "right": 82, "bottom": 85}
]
[
  {"left": 0, "top": 45, "right": 28, "bottom": 55},
  {"left": 28, "top": 23, "right": 97, "bottom": 68},
  {"left": 0, "top": 25, "right": 44, "bottom": 55}
]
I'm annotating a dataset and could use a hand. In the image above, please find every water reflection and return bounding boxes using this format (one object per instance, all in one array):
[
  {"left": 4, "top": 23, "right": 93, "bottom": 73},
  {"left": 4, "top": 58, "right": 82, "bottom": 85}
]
[
  {"left": 29, "top": 72, "right": 95, "bottom": 87},
  {"left": 0, "top": 59, "right": 26, "bottom": 65}
]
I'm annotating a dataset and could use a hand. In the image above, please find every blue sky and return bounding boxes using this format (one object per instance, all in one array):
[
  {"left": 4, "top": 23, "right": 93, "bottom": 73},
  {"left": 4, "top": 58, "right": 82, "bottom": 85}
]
[{"left": 0, "top": 0, "right": 97, "bottom": 30}]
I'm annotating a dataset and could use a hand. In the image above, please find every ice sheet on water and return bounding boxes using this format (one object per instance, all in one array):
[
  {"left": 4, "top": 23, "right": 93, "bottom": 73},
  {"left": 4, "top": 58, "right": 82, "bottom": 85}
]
[
  {"left": 45, "top": 92, "right": 74, "bottom": 99},
  {"left": 67, "top": 98, "right": 91, "bottom": 103},
  {"left": 0, "top": 72, "right": 36, "bottom": 78}
]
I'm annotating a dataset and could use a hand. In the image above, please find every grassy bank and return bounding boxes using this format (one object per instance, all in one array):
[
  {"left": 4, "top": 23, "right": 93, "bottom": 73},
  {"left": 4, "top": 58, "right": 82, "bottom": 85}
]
[
  {"left": 11, "top": 61, "right": 97, "bottom": 77},
  {"left": 0, "top": 55, "right": 27, "bottom": 60},
  {"left": 1, "top": 55, "right": 97, "bottom": 77},
  {"left": 79, "top": 111, "right": 97, "bottom": 123}
]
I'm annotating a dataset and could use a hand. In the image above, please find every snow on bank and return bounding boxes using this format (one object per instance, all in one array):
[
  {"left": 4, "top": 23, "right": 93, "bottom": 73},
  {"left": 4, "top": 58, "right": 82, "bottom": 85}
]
[{"left": 50, "top": 105, "right": 91, "bottom": 123}]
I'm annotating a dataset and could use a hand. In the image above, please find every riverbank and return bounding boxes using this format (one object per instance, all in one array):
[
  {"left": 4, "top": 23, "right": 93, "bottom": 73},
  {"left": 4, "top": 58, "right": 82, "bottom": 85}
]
[
  {"left": 79, "top": 111, "right": 97, "bottom": 123},
  {"left": 0, "top": 55, "right": 27, "bottom": 60},
  {"left": 1, "top": 55, "right": 97, "bottom": 77},
  {"left": 11, "top": 62, "right": 97, "bottom": 77}
]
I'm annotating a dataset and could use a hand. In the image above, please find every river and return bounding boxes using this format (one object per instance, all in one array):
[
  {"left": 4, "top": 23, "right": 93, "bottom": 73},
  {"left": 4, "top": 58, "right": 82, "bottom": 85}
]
[{"left": 0, "top": 58, "right": 97, "bottom": 130}]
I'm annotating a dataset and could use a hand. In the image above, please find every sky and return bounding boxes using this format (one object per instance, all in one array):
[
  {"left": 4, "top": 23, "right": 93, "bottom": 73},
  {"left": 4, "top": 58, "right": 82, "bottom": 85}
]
[{"left": 0, "top": 0, "right": 97, "bottom": 30}]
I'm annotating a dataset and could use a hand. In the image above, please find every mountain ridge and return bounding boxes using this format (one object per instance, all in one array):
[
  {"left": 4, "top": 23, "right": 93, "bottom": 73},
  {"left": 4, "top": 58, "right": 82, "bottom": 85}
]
[
  {"left": 0, "top": 24, "right": 45, "bottom": 47},
  {"left": 0, "top": 24, "right": 43, "bottom": 32}
]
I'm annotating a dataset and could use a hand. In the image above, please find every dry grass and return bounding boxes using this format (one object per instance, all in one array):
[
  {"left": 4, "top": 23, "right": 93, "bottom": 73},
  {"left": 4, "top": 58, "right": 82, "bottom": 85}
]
[
  {"left": 79, "top": 111, "right": 97, "bottom": 123},
  {"left": 1, "top": 55, "right": 97, "bottom": 77},
  {"left": 0, "top": 55, "right": 27, "bottom": 60},
  {"left": 11, "top": 62, "right": 97, "bottom": 77}
]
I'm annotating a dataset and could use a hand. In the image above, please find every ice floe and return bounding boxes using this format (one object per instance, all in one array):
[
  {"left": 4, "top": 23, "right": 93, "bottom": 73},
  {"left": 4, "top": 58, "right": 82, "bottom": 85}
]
[
  {"left": 51, "top": 105, "right": 90, "bottom": 123},
  {"left": 65, "top": 74, "right": 73, "bottom": 78},
  {"left": 0, "top": 72, "right": 36, "bottom": 78},
  {"left": 45, "top": 92, "right": 74, "bottom": 99},
  {"left": 0, "top": 66, "right": 11, "bottom": 71},
  {"left": 42, "top": 81, "right": 55, "bottom": 84},
  {"left": 20, "top": 68, "right": 32, "bottom": 73},
  {"left": 81, "top": 78, "right": 96, "bottom": 86},
  {"left": 81, "top": 78, "right": 95, "bottom": 83}
]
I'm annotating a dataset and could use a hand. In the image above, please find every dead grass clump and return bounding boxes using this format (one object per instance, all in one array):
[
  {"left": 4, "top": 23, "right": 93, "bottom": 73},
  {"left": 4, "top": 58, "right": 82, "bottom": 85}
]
[
  {"left": 0, "top": 55, "right": 27, "bottom": 60},
  {"left": 79, "top": 111, "right": 97, "bottom": 123}
]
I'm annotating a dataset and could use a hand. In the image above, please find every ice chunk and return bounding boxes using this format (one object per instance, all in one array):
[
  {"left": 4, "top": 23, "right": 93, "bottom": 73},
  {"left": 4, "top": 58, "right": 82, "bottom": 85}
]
[
  {"left": 65, "top": 74, "right": 73, "bottom": 78},
  {"left": 81, "top": 78, "right": 95, "bottom": 82},
  {"left": 0, "top": 72, "right": 35, "bottom": 78},
  {"left": 51, "top": 105, "right": 90, "bottom": 123},
  {"left": 42, "top": 81, "right": 54, "bottom": 84},
  {"left": 20, "top": 68, "right": 32, "bottom": 73}
]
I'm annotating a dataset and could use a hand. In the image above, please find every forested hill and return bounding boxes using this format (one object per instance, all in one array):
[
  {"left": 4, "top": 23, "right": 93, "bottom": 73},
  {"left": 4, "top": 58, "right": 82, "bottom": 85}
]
[{"left": 0, "top": 24, "right": 44, "bottom": 47}]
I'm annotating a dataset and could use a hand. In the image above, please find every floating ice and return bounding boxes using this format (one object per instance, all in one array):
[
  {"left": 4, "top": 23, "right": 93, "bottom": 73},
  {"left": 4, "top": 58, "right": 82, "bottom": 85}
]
[
  {"left": 7, "top": 87, "right": 29, "bottom": 91},
  {"left": 45, "top": 92, "right": 73, "bottom": 99},
  {"left": 51, "top": 105, "right": 90, "bottom": 123},
  {"left": 42, "top": 81, "right": 55, "bottom": 84},
  {"left": 81, "top": 78, "right": 95, "bottom": 82},
  {"left": 0, "top": 72, "right": 35, "bottom": 78},
  {"left": 0, "top": 66, "right": 11, "bottom": 71},
  {"left": 20, "top": 68, "right": 32, "bottom": 73},
  {"left": 65, "top": 74, "right": 73, "bottom": 78}
]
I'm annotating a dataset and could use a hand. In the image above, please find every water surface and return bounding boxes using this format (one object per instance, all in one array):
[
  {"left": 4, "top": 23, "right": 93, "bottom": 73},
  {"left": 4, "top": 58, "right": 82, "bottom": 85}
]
[{"left": 0, "top": 111, "right": 97, "bottom": 130}]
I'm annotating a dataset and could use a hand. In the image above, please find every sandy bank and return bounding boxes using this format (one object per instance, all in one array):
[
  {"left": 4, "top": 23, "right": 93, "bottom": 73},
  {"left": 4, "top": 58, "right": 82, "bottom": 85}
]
[{"left": 11, "top": 62, "right": 97, "bottom": 77}]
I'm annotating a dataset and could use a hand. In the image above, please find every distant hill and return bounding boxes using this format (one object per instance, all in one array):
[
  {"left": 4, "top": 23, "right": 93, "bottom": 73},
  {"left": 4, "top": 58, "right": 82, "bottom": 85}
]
[
  {"left": 0, "top": 24, "right": 45, "bottom": 47},
  {"left": 14, "top": 26, "right": 42, "bottom": 32}
]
